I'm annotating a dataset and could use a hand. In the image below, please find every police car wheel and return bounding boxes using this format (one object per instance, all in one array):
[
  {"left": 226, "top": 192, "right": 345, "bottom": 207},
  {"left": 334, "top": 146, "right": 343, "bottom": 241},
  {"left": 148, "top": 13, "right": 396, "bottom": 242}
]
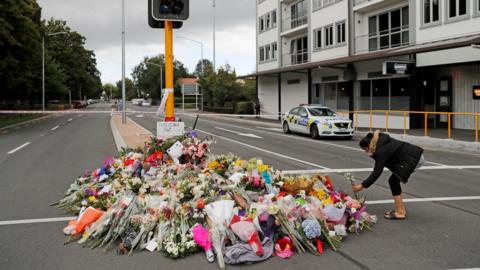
[
  {"left": 310, "top": 125, "right": 319, "bottom": 139},
  {"left": 282, "top": 122, "right": 291, "bottom": 134}
]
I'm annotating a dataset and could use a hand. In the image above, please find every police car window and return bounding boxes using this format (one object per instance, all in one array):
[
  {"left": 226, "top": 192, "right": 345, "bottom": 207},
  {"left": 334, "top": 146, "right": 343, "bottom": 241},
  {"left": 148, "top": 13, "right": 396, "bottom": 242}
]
[
  {"left": 289, "top": 107, "right": 300, "bottom": 115},
  {"left": 298, "top": 108, "right": 308, "bottom": 117},
  {"left": 308, "top": 108, "right": 336, "bottom": 116}
]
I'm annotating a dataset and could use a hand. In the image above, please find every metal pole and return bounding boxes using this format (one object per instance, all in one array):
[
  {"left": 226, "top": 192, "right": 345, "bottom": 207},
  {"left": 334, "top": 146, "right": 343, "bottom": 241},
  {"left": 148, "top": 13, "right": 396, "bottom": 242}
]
[
  {"left": 212, "top": 0, "right": 216, "bottom": 71},
  {"left": 69, "top": 90, "right": 71, "bottom": 108},
  {"left": 195, "top": 84, "right": 198, "bottom": 111},
  {"left": 121, "top": 0, "right": 126, "bottom": 124},
  {"left": 182, "top": 84, "right": 185, "bottom": 112},
  {"left": 201, "top": 43, "right": 204, "bottom": 75},
  {"left": 165, "top": 21, "right": 175, "bottom": 121},
  {"left": 160, "top": 65, "right": 163, "bottom": 98},
  {"left": 42, "top": 36, "right": 45, "bottom": 111}
]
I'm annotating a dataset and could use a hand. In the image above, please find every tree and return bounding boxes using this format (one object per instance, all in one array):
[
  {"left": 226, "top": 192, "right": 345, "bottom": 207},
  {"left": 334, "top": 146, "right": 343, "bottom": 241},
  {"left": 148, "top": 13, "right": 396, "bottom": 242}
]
[
  {"left": 44, "top": 19, "right": 102, "bottom": 101},
  {"left": 116, "top": 78, "right": 136, "bottom": 101},
  {"left": 131, "top": 54, "right": 190, "bottom": 99},
  {"left": 0, "top": 0, "right": 43, "bottom": 106},
  {"left": 193, "top": 59, "right": 213, "bottom": 77},
  {"left": 102, "top": 83, "right": 118, "bottom": 100}
]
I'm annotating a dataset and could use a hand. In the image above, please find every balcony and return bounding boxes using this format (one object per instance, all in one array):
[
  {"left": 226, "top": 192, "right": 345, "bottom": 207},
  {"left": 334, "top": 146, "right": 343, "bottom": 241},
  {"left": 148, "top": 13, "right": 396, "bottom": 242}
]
[
  {"left": 281, "top": 12, "right": 308, "bottom": 35},
  {"left": 354, "top": 26, "right": 409, "bottom": 54},
  {"left": 353, "top": 0, "right": 406, "bottom": 13},
  {"left": 282, "top": 49, "right": 309, "bottom": 66}
]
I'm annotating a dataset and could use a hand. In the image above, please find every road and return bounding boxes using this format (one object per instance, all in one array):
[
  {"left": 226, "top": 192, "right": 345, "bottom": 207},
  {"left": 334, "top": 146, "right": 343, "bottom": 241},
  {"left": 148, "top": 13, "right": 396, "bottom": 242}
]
[{"left": 0, "top": 103, "right": 479, "bottom": 270}]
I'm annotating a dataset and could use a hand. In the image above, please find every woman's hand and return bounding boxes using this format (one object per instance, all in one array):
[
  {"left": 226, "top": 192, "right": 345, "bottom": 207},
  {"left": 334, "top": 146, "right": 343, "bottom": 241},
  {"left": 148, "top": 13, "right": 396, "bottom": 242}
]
[{"left": 352, "top": 184, "right": 364, "bottom": 193}]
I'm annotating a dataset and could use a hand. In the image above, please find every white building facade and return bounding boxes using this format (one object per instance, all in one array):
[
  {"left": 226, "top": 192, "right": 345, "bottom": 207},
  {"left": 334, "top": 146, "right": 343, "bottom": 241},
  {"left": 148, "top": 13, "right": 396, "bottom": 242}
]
[{"left": 255, "top": 0, "right": 480, "bottom": 130}]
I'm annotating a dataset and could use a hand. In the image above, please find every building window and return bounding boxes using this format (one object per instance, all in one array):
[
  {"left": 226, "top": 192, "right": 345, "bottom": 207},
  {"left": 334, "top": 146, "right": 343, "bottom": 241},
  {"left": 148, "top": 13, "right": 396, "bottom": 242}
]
[
  {"left": 357, "top": 78, "right": 410, "bottom": 110},
  {"left": 447, "top": 0, "right": 469, "bottom": 20},
  {"left": 265, "top": 45, "right": 271, "bottom": 61},
  {"left": 368, "top": 6, "right": 409, "bottom": 51},
  {"left": 291, "top": 1, "right": 308, "bottom": 29},
  {"left": 423, "top": 0, "right": 440, "bottom": 25},
  {"left": 259, "top": 47, "right": 265, "bottom": 62},
  {"left": 272, "top": 10, "right": 277, "bottom": 27},
  {"left": 290, "top": 36, "right": 308, "bottom": 65},
  {"left": 323, "top": 0, "right": 335, "bottom": 6},
  {"left": 313, "top": 0, "right": 322, "bottom": 10},
  {"left": 336, "top": 21, "right": 346, "bottom": 45},
  {"left": 265, "top": 13, "right": 271, "bottom": 29},
  {"left": 271, "top": 42, "right": 277, "bottom": 60},
  {"left": 314, "top": 28, "right": 322, "bottom": 49},
  {"left": 325, "top": 25, "right": 334, "bottom": 47},
  {"left": 372, "top": 79, "right": 389, "bottom": 110},
  {"left": 259, "top": 16, "right": 264, "bottom": 32}
]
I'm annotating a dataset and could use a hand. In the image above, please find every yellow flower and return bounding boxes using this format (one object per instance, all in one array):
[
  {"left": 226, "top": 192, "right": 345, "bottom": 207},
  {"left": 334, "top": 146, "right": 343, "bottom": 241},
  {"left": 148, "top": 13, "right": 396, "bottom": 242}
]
[
  {"left": 322, "top": 197, "right": 333, "bottom": 206},
  {"left": 208, "top": 160, "right": 220, "bottom": 170},
  {"left": 257, "top": 164, "right": 269, "bottom": 173},
  {"left": 88, "top": 196, "right": 96, "bottom": 203}
]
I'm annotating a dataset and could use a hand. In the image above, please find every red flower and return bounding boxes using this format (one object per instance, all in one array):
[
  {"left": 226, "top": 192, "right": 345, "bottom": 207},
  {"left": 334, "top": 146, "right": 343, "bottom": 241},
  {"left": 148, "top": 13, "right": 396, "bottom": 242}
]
[{"left": 196, "top": 198, "right": 205, "bottom": 210}]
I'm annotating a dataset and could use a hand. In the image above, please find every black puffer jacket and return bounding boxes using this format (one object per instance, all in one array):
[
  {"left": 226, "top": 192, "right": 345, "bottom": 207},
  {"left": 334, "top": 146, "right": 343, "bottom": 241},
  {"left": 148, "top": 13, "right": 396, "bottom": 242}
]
[{"left": 361, "top": 133, "right": 423, "bottom": 188}]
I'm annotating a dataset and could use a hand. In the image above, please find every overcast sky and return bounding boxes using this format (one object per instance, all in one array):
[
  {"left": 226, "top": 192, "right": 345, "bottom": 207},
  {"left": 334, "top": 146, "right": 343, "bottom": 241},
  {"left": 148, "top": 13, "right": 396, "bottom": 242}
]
[{"left": 38, "top": 0, "right": 256, "bottom": 84}]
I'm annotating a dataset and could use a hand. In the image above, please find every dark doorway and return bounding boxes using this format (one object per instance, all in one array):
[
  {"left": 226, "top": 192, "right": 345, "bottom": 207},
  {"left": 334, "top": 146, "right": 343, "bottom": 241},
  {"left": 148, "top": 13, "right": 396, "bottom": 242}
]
[{"left": 436, "top": 77, "right": 452, "bottom": 128}]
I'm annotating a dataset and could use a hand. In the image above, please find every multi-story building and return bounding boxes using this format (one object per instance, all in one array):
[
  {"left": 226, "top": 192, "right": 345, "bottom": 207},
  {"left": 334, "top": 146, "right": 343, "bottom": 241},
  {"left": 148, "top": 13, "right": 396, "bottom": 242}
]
[{"left": 255, "top": 0, "right": 480, "bottom": 130}]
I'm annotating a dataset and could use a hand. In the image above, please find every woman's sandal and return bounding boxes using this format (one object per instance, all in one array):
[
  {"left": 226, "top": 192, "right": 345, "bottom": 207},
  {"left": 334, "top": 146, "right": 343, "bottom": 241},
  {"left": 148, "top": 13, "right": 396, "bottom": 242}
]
[{"left": 384, "top": 211, "right": 406, "bottom": 220}]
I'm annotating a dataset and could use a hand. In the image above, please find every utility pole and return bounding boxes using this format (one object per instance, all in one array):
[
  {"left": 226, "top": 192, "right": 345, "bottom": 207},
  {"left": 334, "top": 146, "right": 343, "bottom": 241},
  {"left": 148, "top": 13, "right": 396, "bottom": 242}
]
[
  {"left": 212, "top": 0, "right": 216, "bottom": 71},
  {"left": 164, "top": 21, "right": 175, "bottom": 122},
  {"left": 121, "top": 0, "right": 126, "bottom": 124}
]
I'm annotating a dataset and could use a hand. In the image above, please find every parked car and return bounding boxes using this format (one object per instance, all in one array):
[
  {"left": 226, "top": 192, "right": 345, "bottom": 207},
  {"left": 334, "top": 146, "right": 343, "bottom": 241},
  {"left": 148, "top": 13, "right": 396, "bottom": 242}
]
[
  {"left": 282, "top": 105, "right": 354, "bottom": 139},
  {"left": 132, "top": 98, "right": 143, "bottom": 106},
  {"left": 73, "top": 100, "right": 87, "bottom": 109},
  {"left": 141, "top": 99, "right": 152, "bottom": 107}
]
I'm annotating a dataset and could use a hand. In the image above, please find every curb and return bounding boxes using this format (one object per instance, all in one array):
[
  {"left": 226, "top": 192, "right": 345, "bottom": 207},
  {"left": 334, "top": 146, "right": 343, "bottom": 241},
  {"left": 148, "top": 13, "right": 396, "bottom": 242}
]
[
  {"left": 110, "top": 116, "right": 127, "bottom": 151},
  {"left": 127, "top": 116, "right": 154, "bottom": 136},
  {"left": 355, "top": 130, "right": 480, "bottom": 155},
  {"left": 0, "top": 114, "right": 56, "bottom": 132}
]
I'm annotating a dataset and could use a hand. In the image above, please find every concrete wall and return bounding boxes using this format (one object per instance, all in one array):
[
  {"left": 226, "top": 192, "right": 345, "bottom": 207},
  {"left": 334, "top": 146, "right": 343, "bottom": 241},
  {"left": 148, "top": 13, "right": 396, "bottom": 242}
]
[
  {"left": 258, "top": 75, "right": 279, "bottom": 119},
  {"left": 415, "top": 0, "right": 480, "bottom": 44},
  {"left": 310, "top": 0, "right": 350, "bottom": 61},
  {"left": 281, "top": 72, "right": 309, "bottom": 113},
  {"left": 258, "top": 0, "right": 280, "bottom": 72}
]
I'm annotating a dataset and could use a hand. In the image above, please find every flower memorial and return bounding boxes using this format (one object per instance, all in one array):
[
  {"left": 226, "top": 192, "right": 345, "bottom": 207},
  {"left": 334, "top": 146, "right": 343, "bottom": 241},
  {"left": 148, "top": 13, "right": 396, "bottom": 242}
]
[{"left": 54, "top": 132, "right": 377, "bottom": 269}]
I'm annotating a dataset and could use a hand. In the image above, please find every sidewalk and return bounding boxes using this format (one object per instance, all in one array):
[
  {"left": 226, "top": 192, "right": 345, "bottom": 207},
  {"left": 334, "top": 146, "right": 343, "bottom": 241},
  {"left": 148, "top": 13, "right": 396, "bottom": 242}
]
[{"left": 110, "top": 114, "right": 153, "bottom": 150}]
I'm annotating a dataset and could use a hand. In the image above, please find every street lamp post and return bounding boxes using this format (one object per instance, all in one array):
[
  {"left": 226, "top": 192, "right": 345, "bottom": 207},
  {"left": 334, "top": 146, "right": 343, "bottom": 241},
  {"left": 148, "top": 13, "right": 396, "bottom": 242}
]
[
  {"left": 176, "top": 36, "right": 204, "bottom": 75},
  {"left": 42, "top": 31, "right": 67, "bottom": 111},
  {"left": 121, "top": 0, "right": 126, "bottom": 124},
  {"left": 212, "top": 0, "right": 216, "bottom": 71},
  {"left": 146, "top": 62, "right": 163, "bottom": 99}
]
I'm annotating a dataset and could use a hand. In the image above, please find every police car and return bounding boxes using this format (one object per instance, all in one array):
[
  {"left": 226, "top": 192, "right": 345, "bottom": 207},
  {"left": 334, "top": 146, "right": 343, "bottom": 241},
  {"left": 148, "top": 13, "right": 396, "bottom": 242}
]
[{"left": 282, "top": 105, "right": 354, "bottom": 139}]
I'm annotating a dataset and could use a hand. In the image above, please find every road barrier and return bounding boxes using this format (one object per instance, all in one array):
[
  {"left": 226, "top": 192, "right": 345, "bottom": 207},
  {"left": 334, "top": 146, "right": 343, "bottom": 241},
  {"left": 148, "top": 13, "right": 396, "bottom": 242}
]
[{"left": 336, "top": 110, "right": 480, "bottom": 143}]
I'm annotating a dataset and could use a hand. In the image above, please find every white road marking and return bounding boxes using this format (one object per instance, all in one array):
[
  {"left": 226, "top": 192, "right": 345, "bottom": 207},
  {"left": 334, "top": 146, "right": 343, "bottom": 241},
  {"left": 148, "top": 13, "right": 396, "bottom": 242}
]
[
  {"left": 215, "top": 127, "right": 263, "bottom": 139},
  {"left": 283, "top": 165, "right": 480, "bottom": 175},
  {"left": 51, "top": 125, "right": 59, "bottom": 131},
  {"left": 2, "top": 195, "right": 480, "bottom": 226},
  {"left": 136, "top": 114, "right": 144, "bottom": 118},
  {"left": 7, "top": 142, "right": 31, "bottom": 154},
  {"left": 192, "top": 117, "right": 458, "bottom": 167},
  {"left": 258, "top": 127, "right": 284, "bottom": 132},
  {"left": 367, "top": 196, "right": 480, "bottom": 205},
  {"left": 67, "top": 118, "right": 73, "bottom": 122},
  {"left": 197, "top": 129, "right": 328, "bottom": 169},
  {"left": 0, "top": 216, "right": 75, "bottom": 226}
]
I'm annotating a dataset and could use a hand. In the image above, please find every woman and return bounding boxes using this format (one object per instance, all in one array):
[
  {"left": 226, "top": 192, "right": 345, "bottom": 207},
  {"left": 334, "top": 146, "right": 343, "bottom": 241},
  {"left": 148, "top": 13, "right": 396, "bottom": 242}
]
[{"left": 352, "top": 130, "right": 424, "bottom": 220}]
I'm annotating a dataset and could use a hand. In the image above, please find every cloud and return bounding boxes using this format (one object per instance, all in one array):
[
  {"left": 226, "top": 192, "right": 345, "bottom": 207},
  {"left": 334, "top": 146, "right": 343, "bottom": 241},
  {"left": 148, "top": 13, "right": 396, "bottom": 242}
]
[{"left": 38, "top": 0, "right": 256, "bottom": 83}]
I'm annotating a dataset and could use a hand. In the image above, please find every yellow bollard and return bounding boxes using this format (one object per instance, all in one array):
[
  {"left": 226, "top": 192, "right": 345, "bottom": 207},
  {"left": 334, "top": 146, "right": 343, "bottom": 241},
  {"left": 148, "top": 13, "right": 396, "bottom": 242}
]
[
  {"left": 385, "top": 111, "right": 389, "bottom": 132},
  {"left": 424, "top": 112, "right": 428, "bottom": 137},
  {"left": 475, "top": 114, "right": 479, "bottom": 143},
  {"left": 403, "top": 112, "right": 407, "bottom": 136},
  {"left": 448, "top": 113, "right": 452, "bottom": 139}
]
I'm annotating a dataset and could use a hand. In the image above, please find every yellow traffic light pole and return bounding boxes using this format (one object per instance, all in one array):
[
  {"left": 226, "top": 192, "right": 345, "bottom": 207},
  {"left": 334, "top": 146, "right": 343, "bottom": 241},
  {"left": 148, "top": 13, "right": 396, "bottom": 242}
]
[{"left": 164, "top": 21, "right": 175, "bottom": 122}]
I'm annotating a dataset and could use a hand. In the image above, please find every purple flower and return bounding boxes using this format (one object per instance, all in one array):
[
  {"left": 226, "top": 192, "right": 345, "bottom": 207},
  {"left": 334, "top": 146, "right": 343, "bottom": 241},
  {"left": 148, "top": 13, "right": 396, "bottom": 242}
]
[
  {"left": 85, "top": 188, "right": 96, "bottom": 197},
  {"left": 188, "top": 130, "right": 198, "bottom": 138}
]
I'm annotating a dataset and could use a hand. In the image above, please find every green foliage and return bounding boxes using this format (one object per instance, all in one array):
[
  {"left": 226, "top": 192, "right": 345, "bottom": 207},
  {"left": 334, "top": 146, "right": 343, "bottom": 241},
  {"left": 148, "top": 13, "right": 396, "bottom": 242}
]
[
  {"left": 0, "top": 1, "right": 102, "bottom": 106},
  {"left": 234, "top": 101, "right": 254, "bottom": 114},
  {"left": 102, "top": 83, "right": 118, "bottom": 99},
  {"left": 115, "top": 78, "right": 137, "bottom": 101},
  {"left": 131, "top": 54, "right": 190, "bottom": 99}
]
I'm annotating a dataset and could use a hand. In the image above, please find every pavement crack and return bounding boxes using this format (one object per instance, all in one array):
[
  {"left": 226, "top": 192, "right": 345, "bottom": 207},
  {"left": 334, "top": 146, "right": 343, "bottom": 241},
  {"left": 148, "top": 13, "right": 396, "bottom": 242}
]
[{"left": 337, "top": 250, "right": 371, "bottom": 270}]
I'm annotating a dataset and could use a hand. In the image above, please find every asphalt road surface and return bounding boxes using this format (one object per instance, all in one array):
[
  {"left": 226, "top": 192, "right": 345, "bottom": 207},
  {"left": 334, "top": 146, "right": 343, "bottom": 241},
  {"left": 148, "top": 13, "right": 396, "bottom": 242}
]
[{"left": 1, "top": 103, "right": 479, "bottom": 270}]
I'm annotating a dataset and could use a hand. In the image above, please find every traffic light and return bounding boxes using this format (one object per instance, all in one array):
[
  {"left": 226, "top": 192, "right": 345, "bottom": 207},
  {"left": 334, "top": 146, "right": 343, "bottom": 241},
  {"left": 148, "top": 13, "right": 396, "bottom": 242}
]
[{"left": 150, "top": 0, "right": 189, "bottom": 21}]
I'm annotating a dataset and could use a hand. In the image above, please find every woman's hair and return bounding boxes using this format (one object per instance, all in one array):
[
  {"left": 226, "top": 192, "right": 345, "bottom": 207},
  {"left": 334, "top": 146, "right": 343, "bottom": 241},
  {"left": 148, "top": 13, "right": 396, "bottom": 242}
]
[{"left": 359, "top": 132, "right": 374, "bottom": 149}]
